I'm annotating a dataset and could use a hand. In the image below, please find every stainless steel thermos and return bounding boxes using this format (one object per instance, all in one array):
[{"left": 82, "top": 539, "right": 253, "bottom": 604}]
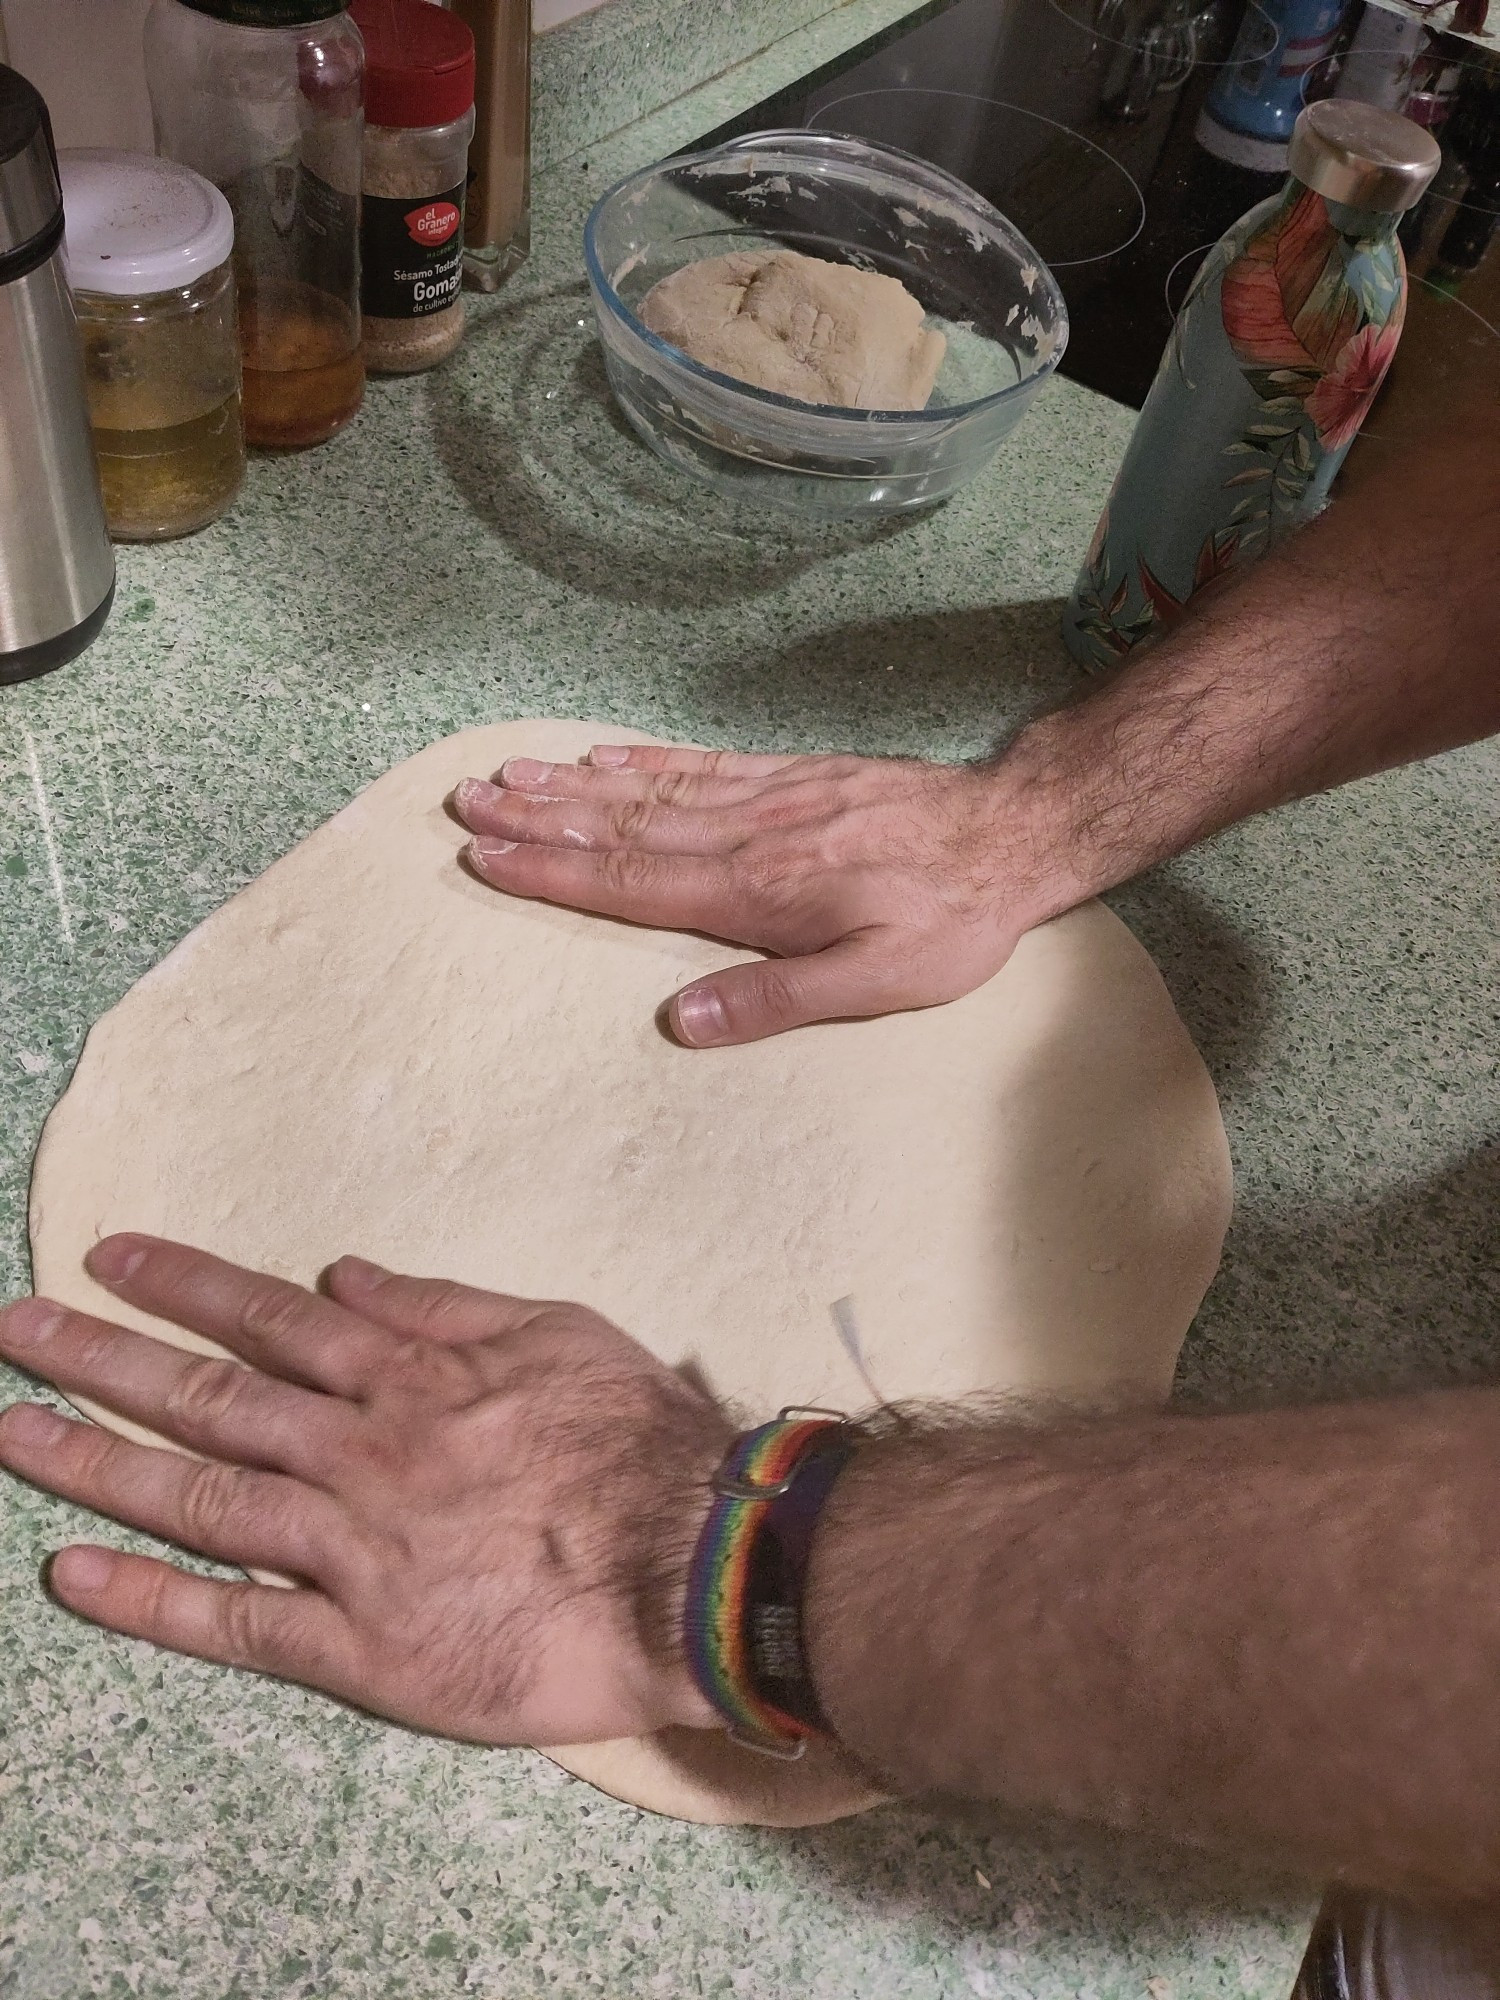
[{"left": 1, "top": 65, "right": 114, "bottom": 685}]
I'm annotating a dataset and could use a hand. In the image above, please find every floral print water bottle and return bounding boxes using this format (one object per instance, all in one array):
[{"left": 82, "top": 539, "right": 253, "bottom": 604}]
[{"left": 1063, "top": 101, "right": 1439, "bottom": 672}]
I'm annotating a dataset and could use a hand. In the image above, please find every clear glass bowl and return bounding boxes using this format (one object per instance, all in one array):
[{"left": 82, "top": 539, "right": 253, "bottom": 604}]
[{"left": 582, "top": 129, "right": 1068, "bottom": 520}]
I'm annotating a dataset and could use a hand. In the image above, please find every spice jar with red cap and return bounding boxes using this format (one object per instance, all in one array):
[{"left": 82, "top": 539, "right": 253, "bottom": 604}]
[{"left": 350, "top": 0, "right": 476, "bottom": 374}]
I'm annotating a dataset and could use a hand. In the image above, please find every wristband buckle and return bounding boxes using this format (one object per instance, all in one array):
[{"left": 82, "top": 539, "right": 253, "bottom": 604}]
[
  {"left": 710, "top": 1407, "right": 852, "bottom": 1500},
  {"left": 728, "top": 1721, "right": 809, "bottom": 1760}
]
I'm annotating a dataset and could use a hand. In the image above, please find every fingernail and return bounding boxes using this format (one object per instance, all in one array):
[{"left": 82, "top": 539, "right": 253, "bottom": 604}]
[
  {"left": 588, "top": 745, "right": 631, "bottom": 767},
  {"left": 0, "top": 1300, "right": 63, "bottom": 1346},
  {"left": 331, "top": 1254, "right": 388, "bottom": 1292},
  {"left": 2, "top": 1403, "right": 71, "bottom": 1447},
  {"left": 500, "top": 757, "right": 553, "bottom": 788},
  {"left": 455, "top": 776, "right": 501, "bottom": 812},
  {"left": 468, "top": 837, "right": 518, "bottom": 865},
  {"left": 673, "top": 987, "right": 729, "bottom": 1046},
  {"left": 85, "top": 1235, "right": 148, "bottom": 1285},
  {"left": 54, "top": 1546, "right": 114, "bottom": 1593}
]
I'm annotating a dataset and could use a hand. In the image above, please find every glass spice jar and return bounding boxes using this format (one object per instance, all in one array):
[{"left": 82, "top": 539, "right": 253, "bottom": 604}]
[
  {"left": 350, "top": 0, "right": 475, "bottom": 374},
  {"left": 59, "top": 150, "right": 245, "bottom": 541},
  {"left": 144, "top": 0, "right": 366, "bottom": 451}
]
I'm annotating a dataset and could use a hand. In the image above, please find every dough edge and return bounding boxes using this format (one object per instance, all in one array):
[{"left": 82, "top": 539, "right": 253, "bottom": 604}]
[{"left": 28, "top": 716, "right": 1231, "bottom": 1830}]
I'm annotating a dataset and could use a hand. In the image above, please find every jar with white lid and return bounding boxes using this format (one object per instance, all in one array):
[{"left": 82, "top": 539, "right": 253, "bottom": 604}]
[{"left": 59, "top": 150, "right": 245, "bottom": 540}]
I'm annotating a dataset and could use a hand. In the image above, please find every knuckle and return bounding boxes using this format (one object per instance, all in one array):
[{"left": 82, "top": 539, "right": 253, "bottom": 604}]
[
  {"left": 264, "top": 1483, "right": 318, "bottom": 1570},
  {"left": 386, "top": 1331, "right": 447, "bottom": 1385},
  {"left": 831, "top": 770, "right": 873, "bottom": 813},
  {"left": 163, "top": 1355, "right": 250, "bottom": 1434},
  {"left": 747, "top": 961, "right": 807, "bottom": 1017},
  {"left": 137, "top": 1558, "right": 180, "bottom": 1633},
  {"left": 350, "top": 1421, "right": 451, "bottom": 1513},
  {"left": 71, "top": 1421, "right": 127, "bottom": 1484},
  {"left": 339, "top": 1426, "right": 408, "bottom": 1493},
  {"left": 748, "top": 795, "right": 807, "bottom": 836},
  {"left": 743, "top": 850, "right": 796, "bottom": 906},
  {"left": 366, "top": 1338, "right": 457, "bottom": 1423},
  {"left": 612, "top": 797, "right": 657, "bottom": 843},
  {"left": 860, "top": 946, "right": 925, "bottom": 1003},
  {"left": 600, "top": 846, "right": 659, "bottom": 897},
  {"left": 217, "top": 1584, "right": 266, "bottom": 1666},
  {"left": 178, "top": 1459, "right": 238, "bottom": 1544},
  {"left": 238, "top": 1277, "right": 307, "bottom": 1347},
  {"left": 69, "top": 1320, "right": 126, "bottom": 1379},
  {"left": 652, "top": 770, "right": 697, "bottom": 807}
]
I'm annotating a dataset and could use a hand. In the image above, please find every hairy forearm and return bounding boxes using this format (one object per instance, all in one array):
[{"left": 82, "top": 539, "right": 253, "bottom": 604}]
[
  {"left": 806, "top": 1389, "right": 1500, "bottom": 1900},
  {"left": 996, "top": 406, "right": 1500, "bottom": 916}
]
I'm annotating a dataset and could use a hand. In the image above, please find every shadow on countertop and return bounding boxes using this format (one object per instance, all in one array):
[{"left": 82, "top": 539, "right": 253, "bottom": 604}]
[
  {"left": 1109, "top": 873, "right": 1499, "bottom": 1406},
  {"left": 690, "top": 601, "right": 1082, "bottom": 755},
  {"left": 429, "top": 285, "right": 916, "bottom": 611},
  {"left": 1107, "top": 871, "right": 1281, "bottom": 1109},
  {"left": 1181, "top": 1141, "right": 1500, "bottom": 1410},
  {"left": 744, "top": 1792, "right": 1311, "bottom": 1972}
]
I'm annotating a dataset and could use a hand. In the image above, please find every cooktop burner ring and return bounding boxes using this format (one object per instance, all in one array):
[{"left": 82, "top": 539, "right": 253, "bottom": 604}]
[
  {"left": 1163, "top": 238, "right": 1218, "bottom": 317},
  {"left": 808, "top": 89, "right": 1148, "bottom": 268},
  {"left": 696, "top": 0, "right": 1500, "bottom": 412}
]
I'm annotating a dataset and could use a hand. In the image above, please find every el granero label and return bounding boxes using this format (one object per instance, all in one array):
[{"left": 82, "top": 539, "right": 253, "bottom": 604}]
[{"left": 362, "top": 184, "right": 465, "bottom": 319}]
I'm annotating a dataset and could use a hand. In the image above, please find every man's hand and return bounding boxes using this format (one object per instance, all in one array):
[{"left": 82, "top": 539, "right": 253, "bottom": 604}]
[
  {"left": 0, "top": 1237, "right": 731, "bottom": 1745},
  {"left": 455, "top": 745, "right": 1055, "bottom": 1046},
  {"left": 454, "top": 401, "right": 1500, "bottom": 1053}
]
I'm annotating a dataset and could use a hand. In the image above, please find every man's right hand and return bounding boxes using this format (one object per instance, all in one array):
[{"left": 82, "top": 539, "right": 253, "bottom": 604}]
[{"left": 456, "top": 745, "right": 1061, "bottom": 1046}]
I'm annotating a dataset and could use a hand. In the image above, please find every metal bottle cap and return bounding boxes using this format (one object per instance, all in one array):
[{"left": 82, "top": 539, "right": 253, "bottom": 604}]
[
  {"left": 0, "top": 66, "right": 62, "bottom": 269},
  {"left": 1288, "top": 100, "right": 1442, "bottom": 214}
]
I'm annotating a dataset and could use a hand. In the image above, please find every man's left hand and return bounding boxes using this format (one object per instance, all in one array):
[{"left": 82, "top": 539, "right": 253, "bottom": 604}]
[{"left": 455, "top": 743, "right": 1059, "bottom": 1046}]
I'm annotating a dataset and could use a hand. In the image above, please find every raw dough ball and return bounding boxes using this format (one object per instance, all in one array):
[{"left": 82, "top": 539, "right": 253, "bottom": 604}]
[
  {"left": 29, "top": 720, "right": 1232, "bottom": 1828},
  {"left": 638, "top": 248, "right": 947, "bottom": 410}
]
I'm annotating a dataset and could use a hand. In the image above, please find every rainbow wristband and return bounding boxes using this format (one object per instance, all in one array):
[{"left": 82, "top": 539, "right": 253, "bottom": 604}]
[{"left": 684, "top": 1410, "right": 858, "bottom": 1754}]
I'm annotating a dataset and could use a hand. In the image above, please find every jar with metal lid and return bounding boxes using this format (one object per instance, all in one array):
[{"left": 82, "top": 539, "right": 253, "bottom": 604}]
[
  {"left": 350, "top": 0, "right": 475, "bottom": 374},
  {"left": 1064, "top": 100, "right": 1441, "bottom": 670},
  {"left": 144, "top": 0, "right": 365, "bottom": 451},
  {"left": 0, "top": 68, "right": 115, "bottom": 683},
  {"left": 59, "top": 150, "right": 245, "bottom": 541}
]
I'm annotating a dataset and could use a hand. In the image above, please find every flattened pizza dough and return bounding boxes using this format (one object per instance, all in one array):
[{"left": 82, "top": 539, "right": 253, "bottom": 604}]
[{"left": 30, "top": 719, "right": 1232, "bottom": 1827}]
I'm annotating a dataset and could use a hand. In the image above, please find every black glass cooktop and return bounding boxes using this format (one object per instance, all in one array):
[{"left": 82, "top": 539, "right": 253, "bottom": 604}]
[{"left": 694, "top": 0, "right": 1500, "bottom": 417}]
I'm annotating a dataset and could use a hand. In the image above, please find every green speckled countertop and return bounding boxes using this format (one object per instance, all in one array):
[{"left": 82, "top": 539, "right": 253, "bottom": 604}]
[{"left": 2, "top": 2, "right": 1497, "bottom": 1994}]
